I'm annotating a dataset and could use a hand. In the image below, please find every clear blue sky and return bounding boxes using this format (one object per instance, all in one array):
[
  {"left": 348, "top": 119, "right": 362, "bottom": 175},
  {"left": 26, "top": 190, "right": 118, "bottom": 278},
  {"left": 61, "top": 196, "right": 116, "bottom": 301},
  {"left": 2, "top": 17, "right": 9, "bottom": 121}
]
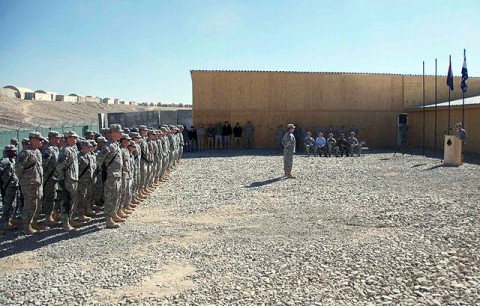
[{"left": 1, "top": 0, "right": 479, "bottom": 103}]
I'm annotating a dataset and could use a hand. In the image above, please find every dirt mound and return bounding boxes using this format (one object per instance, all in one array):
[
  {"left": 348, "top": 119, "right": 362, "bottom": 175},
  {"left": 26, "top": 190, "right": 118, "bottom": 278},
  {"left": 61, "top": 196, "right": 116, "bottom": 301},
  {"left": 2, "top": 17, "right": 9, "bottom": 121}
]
[{"left": 0, "top": 96, "right": 161, "bottom": 131}]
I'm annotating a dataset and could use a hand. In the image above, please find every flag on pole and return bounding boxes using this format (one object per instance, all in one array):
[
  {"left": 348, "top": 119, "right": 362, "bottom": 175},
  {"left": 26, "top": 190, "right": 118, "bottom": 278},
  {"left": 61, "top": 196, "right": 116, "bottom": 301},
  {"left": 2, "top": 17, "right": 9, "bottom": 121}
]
[
  {"left": 461, "top": 49, "right": 468, "bottom": 92},
  {"left": 446, "top": 56, "right": 454, "bottom": 91}
]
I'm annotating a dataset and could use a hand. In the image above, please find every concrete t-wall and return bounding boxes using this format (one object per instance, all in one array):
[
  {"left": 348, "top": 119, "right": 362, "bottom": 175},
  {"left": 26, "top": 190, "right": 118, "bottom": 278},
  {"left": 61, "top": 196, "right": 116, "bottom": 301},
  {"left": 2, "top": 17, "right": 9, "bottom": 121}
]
[{"left": 191, "top": 71, "right": 480, "bottom": 148}]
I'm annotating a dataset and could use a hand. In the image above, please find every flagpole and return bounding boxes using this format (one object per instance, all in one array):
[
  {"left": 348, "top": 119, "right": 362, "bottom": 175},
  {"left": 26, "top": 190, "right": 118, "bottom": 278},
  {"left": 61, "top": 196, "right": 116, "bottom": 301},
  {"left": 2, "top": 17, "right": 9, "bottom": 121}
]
[
  {"left": 461, "top": 49, "right": 467, "bottom": 129},
  {"left": 448, "top": 55, "right": 451, "bottom": 134},
  {"left": 434, "top": 58, "right": 437, "bottom": 154},
  {"left": 422, "top": 61, "right": 425, "bottom": 155}
]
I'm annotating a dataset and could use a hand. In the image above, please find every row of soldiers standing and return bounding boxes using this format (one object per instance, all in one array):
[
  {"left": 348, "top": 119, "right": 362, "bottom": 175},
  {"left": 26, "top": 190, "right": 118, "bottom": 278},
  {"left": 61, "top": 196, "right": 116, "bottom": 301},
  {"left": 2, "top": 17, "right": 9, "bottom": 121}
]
[{"left": 0, "top": 124, "right": 185, "bottom": 235}]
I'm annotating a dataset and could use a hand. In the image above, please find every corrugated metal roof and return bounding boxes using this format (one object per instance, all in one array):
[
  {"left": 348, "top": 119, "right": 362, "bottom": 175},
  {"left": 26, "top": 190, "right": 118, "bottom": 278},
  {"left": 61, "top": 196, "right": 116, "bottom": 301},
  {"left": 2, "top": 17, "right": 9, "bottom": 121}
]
[
  {"left": 410, "top": 95, "right": 480, "bottom": 109},
  {"left": 190, "top": 69, "right": 479, "bottom": 78}
]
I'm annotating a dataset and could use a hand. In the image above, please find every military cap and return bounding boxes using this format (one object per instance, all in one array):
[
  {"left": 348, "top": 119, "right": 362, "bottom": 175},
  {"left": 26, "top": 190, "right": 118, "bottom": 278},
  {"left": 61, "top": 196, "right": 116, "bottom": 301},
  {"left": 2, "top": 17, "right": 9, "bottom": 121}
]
[
  {"left": 139, "top": 125, "right": 148, "bottom": 131},
  {"left": 128, "top": 140, "right": 136, "bottom": 147},
  {"left": 287, "top": 124, "right": 295, "bottom": 129},
  {"left": 58, "top": 133, "right": 64, "bottom": 138},
  {"left": 64, "top": 131, "right": 79, "bottom": 138},
  {"left": 100, "top": 128, "right": 109, "bottom": 133},
  {"left": 307, "top": 131, "right": 311, "bottom": 135},
  {"left": 110, "top": 124, "right": 122, "bottom": 132},
  {"left": 129, "top": 132, "right": 140, "bottom": 138},
  {"left": 104, "top": 128, "right": 111, "bottom": 133},
  {"left": 4, "top": 144, "right": 17, "bottom": 151},
  {"left": 120, "top": 133, "right": 132, "bottom": 140},
  {"left": 80, "top": 140, "right": 93, "bottom": 147},
  {"left": 84, "top": 130, "right": 94, "bottom": 136},
  {"left": 131, "top": 127, "right": 139, "bottom": 133},
  {"left": 123, "top": 128, "right": 130, "bottom": 133},
  {"left": 350, "top": 131, "right": 355, "bottom": 135},
  {"left": 88, "top": 140, "right": 97, "bottom": 146},
  {"left": 147, "top": 130, "right": 157, "bottom": 135},
  {"left": 29, "top": 132, "right": 46, "bottom": 140},
  {"left": 48, "top": 131, "right": 60, "bottom": 138},
  {"left": 22, "top": 138, "right": 29, "bottom": 143},
  {"left": 10, "top": 138, "right": 18, "bottom": 143},
  {"left": 329, "top": 133, "right": 334, "bottom": 137},
  {"left": 160, "top": 127, "right": 168, "bottom": 132},
  {"left": 96, "top": 136, "right": 107, "bottom": 143}
]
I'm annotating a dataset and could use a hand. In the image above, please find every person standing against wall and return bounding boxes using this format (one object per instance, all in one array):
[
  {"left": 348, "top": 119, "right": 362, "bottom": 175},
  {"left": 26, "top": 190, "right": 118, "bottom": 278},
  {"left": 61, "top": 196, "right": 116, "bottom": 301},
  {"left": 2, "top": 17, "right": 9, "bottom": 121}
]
[
  {"left": 244, "top": 121, "right": 254, "bottom": 149},
  {"left": 233, "top": 122, "right": 243, "bottom": 149},
  {"left": 282, "top": 124, "right": 296, "bottom": 178}
]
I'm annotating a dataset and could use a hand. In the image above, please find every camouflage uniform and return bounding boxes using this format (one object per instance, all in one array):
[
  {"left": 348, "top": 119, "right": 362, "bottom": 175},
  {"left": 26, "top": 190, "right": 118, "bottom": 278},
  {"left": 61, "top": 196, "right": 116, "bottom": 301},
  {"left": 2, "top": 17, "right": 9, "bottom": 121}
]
[
  {"left": 304, "top": 135, "right": 315, "bottom": 156},
  {"left": 56, "top": 144, "right": 79, "bottom": 221},
  {"left": 119, "top": 145, "right": 133, "bottom": 209},
  {"left": 77, "top": 147, "right": 95, "bottom": 217},
  {"left": 96, "top": 139, "right": 123, "bottom": 218},
  {"left": 138, "top": 130, "right": 150, "bottom": 190},
  {"left": 15, "top": 143, "right": 43, "bottom": 227},
  {"left": 1, "top": 149, "right": 19, "bottom": 227},
  {"left": 147, "top": 134, "right": 158, "bottom": 185},
  {"left": 282, "top": 127, "right": 296, "bottom": 174},
  {"left": 42, "top": 140, "right": 59, "bottom": 216}
]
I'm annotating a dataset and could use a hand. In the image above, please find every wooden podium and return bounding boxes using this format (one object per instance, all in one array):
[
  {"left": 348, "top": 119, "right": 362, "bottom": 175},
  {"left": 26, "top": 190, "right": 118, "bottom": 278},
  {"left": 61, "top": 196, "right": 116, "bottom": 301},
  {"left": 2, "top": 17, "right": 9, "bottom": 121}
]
[{"left": 444, "top": 136, "right": 462, "bottom": 166}]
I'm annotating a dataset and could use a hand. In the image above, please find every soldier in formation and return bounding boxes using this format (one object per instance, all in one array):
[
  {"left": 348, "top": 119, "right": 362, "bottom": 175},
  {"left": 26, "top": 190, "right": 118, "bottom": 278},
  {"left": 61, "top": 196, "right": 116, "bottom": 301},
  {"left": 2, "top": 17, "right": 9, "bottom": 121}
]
[{"left": 0, "top": 123, "right": 185, "bottom": 235}]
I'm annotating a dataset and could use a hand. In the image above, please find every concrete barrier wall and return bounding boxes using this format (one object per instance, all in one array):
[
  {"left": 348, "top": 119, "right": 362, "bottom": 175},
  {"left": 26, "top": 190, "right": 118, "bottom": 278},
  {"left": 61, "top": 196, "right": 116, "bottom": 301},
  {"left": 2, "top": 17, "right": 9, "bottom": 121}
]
[{"left": 192, "top": 71, "right": 480, "bottom": 148}]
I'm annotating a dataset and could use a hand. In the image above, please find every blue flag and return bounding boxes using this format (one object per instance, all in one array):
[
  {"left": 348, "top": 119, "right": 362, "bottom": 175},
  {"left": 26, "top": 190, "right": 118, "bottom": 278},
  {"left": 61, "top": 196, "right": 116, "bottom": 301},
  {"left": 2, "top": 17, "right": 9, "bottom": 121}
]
[
  {"left": 461, "top": 49, "right": 468, "bottom": 93},
  {"left": 446, "top": 56, "right": 454, "bottom": 91}
]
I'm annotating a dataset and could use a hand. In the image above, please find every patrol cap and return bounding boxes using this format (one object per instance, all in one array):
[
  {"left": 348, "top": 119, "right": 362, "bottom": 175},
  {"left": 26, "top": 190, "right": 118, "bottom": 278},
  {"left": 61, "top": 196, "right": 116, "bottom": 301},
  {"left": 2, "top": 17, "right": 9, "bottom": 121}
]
[
  {"left": 139, "top": 125, "right": 148, "bottom": 131},
  {"left": 123, "top": 128, "right": 130, "bottom": 133},
  {"left": 48, "top": 131, "right": 60, "bottom": 138},
  {"left": 147, "top": 130, "right": 157, "bottom": 135},
  {"left": 100, "top": 128, "right": 109, "bottom": 133},
  {"left": 80, "top": 140, "right": 93, "bottom": 147},
  {"left": 10, "top": 138, "right": 18, "bottom": 143},
  {"left": 287, "top": 123, "right": 295, "bottom": 129},
  {"left": 64, "top": 131, "right": 79, "bottom": 138},
  {"left": 96, "top": 136, "right": 107, "bottom": 143},
  {"left": 329, "top": 133, "right": 334, "bottom": 137},
  {"left": 120, "top": 133, "right": 132, "bottom": 140},
  {"left": 350, "top": 132, "right": 355, "bottom": 135},
  {"left": 129, "top": 132, "right": 140, "bottom": 138},
  {"left": 22, "top": 138, "right": 30, "bottom": 143},
  {"left": 110, "top": 124, "right": 122, "bottom": 132},
  {"left": 4, "top": 144, "right": 17, "bottom": 151},
  {"left": 88, "top": 140, "right": 97, "bottom": 146},
  {"left": 131, "top": 128, "right": 139, "bottom": 133},
  {"left": 84, "top": 130, "right": 94, "bottom": 136},
  {"left": 128, "top": 140, "right": 136, "bottom": 147},
  {"left": 29, "top": 132, "right": 47, "bottom": 140},
  {"left": 307, "top": 131, "right": 311, "bottom": 135}
]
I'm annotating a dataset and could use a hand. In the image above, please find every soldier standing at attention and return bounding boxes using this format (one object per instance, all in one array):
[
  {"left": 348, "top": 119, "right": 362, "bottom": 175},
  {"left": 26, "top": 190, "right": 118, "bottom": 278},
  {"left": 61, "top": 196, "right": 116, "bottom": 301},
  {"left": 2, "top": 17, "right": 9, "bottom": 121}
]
[
  {"left": 214, "top": 122, "right": 223, "bottom": 150},
  {"left": 282, "top": 124, "right": 296, "bottom": 178},
  {"left": 1, "top": 145, "right": 20, "bottom": 233},
  {"left": 16, "top": 132, "right": 46, "bottom": 235},
  {"left": 118, "top": 134, "right": 134, "bottom": 217},
  {"left": 42, "top": 131, "right": 61, "bottom": 225},
  {"left": 206, "top": 124, "right": 215, "bottom": 150},
  {"left": 96, "top": 124, "right": 124, "bottom": 229},
  {"left": 76, "top": 140, "right": 95, "bottom": 223},
  {"left": 55, "top": 131, "right": 80, "bottom": 231}
]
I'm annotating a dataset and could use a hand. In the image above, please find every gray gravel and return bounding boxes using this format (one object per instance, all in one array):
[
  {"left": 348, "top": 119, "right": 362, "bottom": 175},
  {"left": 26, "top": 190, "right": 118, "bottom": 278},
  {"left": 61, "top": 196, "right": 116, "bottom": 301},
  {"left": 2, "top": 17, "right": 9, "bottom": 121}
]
[{"left": 1, "top": 149, "right": 479, "bottom": 305}]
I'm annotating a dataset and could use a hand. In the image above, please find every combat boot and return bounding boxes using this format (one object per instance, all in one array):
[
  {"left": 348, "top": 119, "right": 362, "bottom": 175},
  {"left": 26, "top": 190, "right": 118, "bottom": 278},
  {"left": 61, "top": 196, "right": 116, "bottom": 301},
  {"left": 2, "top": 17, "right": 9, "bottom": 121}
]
[
  {"left": 117, "top": 209, "right": 129, "bottom": 218},
  {"left": 85, "top": 208, "right": 96, "bottom": 218},
  {"left": 286, "top": 172, "right": 296, "bottom": 179},
  {"left": 69, "top": 219, "right": 83, "bottom": 228},
  {"left": 122, "top": 207, "right": 133, "bottom": 215},
  {"left": 112, "top": 214, "right": 126, "bottom": 223},
  {"left": 31, "top": 220, "right": 50, "bottom": 232},
  {"left": 131, "top": 197, "right": 141, "bottom": 205},
  {"left": 62, "top": 220, "right": 76, "bottom": 232},
  {"left": 106, "top": 217, "right": 120, "bottom": 229},
  {"left": 45, "top": 213, "right": 58, "bottom": 226},
  {"left": 77, "top": 215, "right": 92, "bottom": 222},
  {"left": 24, "top": 224, "right": 38, "bottom": 235},
  {"left": 51, "top": 211, "right": 62, "bottom": 221},
  {"left": 4, "top": 221, "right": 20, "bottom": 230}
]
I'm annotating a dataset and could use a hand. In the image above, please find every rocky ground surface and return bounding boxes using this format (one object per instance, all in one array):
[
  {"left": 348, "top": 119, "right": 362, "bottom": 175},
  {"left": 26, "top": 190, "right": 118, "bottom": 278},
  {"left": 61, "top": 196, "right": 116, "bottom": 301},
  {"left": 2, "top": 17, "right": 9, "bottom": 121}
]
[{"left": 0, "top": 149, "right": 479, "bottom": 305}]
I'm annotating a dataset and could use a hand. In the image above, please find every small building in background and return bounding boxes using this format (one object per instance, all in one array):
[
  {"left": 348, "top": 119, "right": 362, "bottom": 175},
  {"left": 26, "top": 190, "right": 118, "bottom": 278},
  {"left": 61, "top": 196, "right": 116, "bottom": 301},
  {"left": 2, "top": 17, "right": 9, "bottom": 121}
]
[
  {"left": 103, "top": 98, "right": 114, "bottom": 105},
  {"left": 129, "top": 101, "right": 137, "bottom": 105},
  {"left": 119, "top": 100, "right": 126, "bottom": 105},
  {"left": 69, "top": 93, "right": 86, "bottom": 102},
  {"left": 114, "top": 98, "right": 120, "bottom": 104},
  {"left": 0, "top": 87, "right": 17, "bottom": 98},
  {"left": 55, "top": 94, "right": 77, "bottom": 102},
  {"left": 34, "top": 90, "right": 57, "bottom": 101},
  {"left": 85, "top": 95, "right": 101, "bottom": 103},
  {"left": 3, "top": 85, "right": 33, "bottom": 99}
]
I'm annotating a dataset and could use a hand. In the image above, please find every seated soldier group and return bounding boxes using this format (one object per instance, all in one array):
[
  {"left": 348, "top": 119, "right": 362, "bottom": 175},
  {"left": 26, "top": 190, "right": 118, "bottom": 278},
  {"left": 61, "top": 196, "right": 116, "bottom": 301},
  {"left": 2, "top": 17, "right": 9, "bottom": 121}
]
[{"left": 304, "top": 131, "right": 362, "bottom": 157}]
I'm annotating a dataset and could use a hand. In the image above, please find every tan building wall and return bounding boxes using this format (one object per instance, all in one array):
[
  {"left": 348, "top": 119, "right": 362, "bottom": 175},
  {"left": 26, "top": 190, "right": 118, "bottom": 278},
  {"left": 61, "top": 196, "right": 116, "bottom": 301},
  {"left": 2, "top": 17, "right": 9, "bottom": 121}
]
[
  {"left": 191, "top": 71, "right": 480, "bottom": 148},
  {"left": 408, "top": 105, "right": 480, "bottom": 154}
]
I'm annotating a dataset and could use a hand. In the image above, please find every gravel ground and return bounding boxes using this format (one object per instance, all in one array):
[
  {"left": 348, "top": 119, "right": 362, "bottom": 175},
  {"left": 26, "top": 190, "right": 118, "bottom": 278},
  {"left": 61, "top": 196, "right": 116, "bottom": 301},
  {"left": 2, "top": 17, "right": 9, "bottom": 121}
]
[{"left": 0, "top": 149, "right": 479, "bottom": 305}]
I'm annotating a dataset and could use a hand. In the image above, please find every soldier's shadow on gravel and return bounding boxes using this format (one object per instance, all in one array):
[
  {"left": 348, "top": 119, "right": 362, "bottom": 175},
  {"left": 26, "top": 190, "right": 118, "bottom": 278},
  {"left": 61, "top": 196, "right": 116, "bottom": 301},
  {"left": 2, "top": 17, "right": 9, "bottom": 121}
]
[
  {"left": 0, "top": 219, "right": 104, "bottom": 258},
  {"left": 245, "top": 177, "right": 285, "bottom": 188}
]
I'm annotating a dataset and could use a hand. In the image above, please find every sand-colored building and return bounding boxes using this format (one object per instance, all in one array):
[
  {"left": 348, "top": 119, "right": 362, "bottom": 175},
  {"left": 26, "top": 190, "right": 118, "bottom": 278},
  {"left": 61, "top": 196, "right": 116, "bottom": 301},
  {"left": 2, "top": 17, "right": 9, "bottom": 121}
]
[
  {"left": 34, "top": 90, "right": 57, "bottom": 101},
  {"left": 191, "top": 70, "right": 480, "bottom": 149}
]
